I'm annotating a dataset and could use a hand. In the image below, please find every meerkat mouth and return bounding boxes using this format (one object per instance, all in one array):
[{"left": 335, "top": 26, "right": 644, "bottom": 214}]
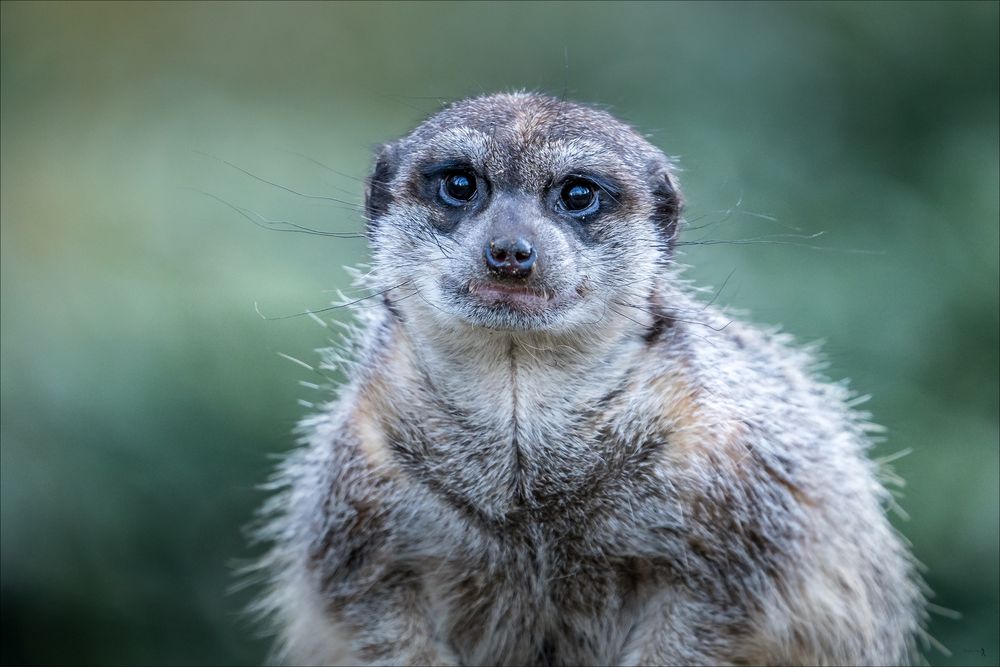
[{"left": 468, "top": 280, "right": 555, "bottom": 311}]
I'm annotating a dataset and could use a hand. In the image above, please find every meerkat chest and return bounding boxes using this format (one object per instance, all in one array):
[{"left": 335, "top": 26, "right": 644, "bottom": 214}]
[
  {"left": 391, "top": 395, "right": 629, "bottom": 521},
  {"left": 383, "top": 356, "right": 650, "bottom": 515},
  {"left": 420, "top": 527, "right": 646, "bottom": 667},
  {"left": 370, "top": 352, "right": 669, "bottom": 661}
]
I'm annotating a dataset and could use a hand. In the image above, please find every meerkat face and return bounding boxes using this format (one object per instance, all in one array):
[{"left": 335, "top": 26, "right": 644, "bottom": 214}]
[{"left": 365, "top": 93, "right": 682, "bottom": 336}]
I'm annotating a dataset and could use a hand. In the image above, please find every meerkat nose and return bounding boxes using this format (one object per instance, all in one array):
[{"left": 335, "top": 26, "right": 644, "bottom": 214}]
[{"left": 484, "top": 237, "right": 537, "bottom": 279}]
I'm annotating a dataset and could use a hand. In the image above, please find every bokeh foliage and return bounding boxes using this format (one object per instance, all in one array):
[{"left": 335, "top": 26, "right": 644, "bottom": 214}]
[{"left": 1, "top": 2, "right": 997, "bottom": 665}]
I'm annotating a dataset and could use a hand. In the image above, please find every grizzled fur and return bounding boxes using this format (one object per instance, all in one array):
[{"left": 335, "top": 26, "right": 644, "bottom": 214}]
[{"left": 255, "top": 93, "right": 923, "bottom": 665}]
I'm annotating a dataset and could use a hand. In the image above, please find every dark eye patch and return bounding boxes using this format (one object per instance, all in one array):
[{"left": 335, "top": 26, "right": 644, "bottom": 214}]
[
  {"left": 414, "top": 160, "right": 482, "bottom": 202},
  {"left": 410, "top": 159, "right": 487, "bottom": 231},
  {"left": 418, "top": 159, "right": 477, "bottom": 179},
  {"left": 565, "top": 172, "right": 622, "bottom": 201},
  {"left": 440, "top": 171, "right": 477, "bottom": 205},
  {"left": 553, "top": 172, "right": 623, "bottom": 221}
]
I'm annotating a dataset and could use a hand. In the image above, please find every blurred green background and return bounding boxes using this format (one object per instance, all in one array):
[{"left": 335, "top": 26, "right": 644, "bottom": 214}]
[{"left": 1, "top": 2, "right": 997, "bottom": 665}]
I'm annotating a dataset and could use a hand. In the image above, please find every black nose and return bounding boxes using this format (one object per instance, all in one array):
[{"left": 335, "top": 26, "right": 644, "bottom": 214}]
[{"left": 484, "top": 237, "right": 537, "bottom": 279}]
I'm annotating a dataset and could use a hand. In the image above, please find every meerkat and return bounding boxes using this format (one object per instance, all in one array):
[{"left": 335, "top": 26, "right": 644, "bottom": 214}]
[{"left": 254, "top": 92, "right": 924, "bottom": 666}]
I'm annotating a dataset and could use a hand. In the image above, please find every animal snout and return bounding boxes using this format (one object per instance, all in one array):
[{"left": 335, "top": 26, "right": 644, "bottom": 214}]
[{"left": 484, "top": 237, "right": 536, "bottom": 279}]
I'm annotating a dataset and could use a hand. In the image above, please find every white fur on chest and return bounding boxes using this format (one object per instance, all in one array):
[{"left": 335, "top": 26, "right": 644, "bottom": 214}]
[{"left": 385, "top": 325, "right": 645, "bottom": 516}]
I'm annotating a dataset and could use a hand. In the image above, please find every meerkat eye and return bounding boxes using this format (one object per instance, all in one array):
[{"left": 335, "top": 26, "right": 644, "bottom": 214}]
[
  {"left": 559, "top": 179, "right": 599, "bottom": 215},
  {"left": 439, "top": 171, "right": 477, "bottom": 205}
]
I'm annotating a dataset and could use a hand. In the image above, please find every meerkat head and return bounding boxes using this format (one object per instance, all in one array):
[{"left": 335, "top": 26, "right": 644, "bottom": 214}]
[{"left": 364, "top": 92, "right": 683, "bottom": 338}]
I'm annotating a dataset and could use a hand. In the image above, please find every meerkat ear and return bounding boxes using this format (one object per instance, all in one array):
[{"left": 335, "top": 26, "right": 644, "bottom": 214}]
[
  {"left": 651, "top": 166, "right": 684, "bottom": 249},
  {"left": 364, "top": 142, "right": 399, "bottom": 231}
]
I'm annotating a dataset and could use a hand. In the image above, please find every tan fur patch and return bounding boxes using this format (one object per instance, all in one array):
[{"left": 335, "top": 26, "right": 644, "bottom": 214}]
[
  {"left": 654, "top": 369, "right": 746, "bottom": 460},
  {"left": 511, "top": 104, "right": 546, "bottom": 144},
  {"left": 353, "top": 392, "right": 391, "bottom": 469},
  {"left": 655, "top": 369, "right": 817, "bottom": 511}
]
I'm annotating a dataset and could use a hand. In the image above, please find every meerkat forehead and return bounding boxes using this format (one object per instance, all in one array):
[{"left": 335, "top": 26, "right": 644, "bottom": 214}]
[{"left": 396, "top": 93, "right": 668, "bottom": 190}]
